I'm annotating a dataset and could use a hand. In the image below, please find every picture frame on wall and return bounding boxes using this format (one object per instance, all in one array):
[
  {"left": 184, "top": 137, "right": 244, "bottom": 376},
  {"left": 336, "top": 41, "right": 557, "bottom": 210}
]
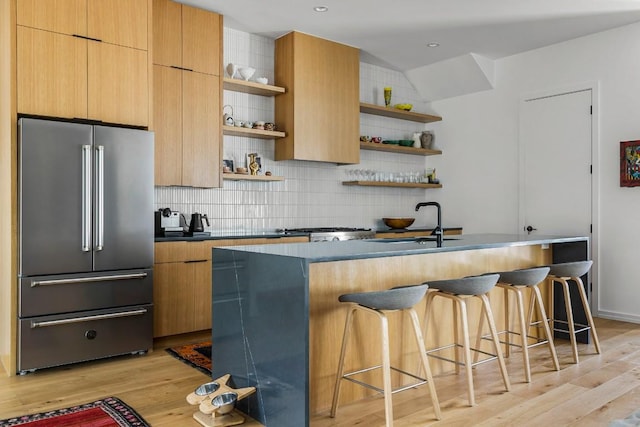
[
  {"left": 223, "top": 159, "right": 234, "bottom": 173},
  {"left": 620, "top": 140, "right": 640, "bottom": 187}
]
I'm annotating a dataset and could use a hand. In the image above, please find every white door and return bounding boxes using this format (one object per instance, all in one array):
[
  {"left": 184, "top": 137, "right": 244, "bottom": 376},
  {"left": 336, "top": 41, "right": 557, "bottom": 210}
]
[{"left": 519, "top": 89, "right": 592, "bottom": 237}]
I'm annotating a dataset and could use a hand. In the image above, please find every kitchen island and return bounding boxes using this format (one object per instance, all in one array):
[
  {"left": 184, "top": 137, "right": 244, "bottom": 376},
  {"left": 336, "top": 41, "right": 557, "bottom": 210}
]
[{"left": 211, "top": 233, "right": 588, "bottom": 426}]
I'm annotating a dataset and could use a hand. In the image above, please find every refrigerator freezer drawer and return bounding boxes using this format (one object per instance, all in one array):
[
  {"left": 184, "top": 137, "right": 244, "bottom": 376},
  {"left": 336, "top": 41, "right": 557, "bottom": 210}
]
[
  {"left": 18, "top": 304, "right": 153, "bottom": 374},
  {"left": 19, "top": 269, "right": 153, "bottom": 317}
]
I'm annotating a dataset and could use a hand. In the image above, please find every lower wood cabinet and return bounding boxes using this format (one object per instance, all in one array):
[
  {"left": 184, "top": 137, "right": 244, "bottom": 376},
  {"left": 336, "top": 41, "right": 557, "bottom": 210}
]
[{"left": 153, "top": 236, "right": 308, "bottom": 337}]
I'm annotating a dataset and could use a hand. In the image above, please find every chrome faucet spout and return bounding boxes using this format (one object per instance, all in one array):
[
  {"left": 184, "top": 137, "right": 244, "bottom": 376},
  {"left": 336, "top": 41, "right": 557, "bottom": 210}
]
[{"left": 415, "top": 202, "right": 443, "bottom": 247}]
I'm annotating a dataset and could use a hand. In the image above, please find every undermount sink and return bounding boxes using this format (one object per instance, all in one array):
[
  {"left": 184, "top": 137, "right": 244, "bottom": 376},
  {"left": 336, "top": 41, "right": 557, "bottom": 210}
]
[{"left": 377, "top": 237, "right": 461, "bottom": 244}]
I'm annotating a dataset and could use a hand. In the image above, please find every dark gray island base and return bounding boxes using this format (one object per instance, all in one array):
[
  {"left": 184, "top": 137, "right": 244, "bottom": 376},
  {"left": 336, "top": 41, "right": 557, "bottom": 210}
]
[{"left": 211, "top": 233, "right": 588, "bottom": 426}]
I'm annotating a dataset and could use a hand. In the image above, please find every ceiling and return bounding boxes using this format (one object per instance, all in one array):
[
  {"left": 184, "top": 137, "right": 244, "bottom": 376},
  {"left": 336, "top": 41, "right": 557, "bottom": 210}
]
[{"left": 180, "top": 0, "right": 640, "bottom": 72}]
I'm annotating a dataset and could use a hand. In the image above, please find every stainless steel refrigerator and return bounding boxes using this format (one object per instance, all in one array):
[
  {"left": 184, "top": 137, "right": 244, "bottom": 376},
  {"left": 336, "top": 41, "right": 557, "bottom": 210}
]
[{"left": 17, "top": 117, "right": 154, "bottom": 374}]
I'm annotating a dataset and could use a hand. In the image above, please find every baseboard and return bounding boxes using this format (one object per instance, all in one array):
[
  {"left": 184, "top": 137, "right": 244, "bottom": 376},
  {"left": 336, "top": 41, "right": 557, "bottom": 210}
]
[{"left": 596, "top": 310, "right": 640, "bottom": 324}]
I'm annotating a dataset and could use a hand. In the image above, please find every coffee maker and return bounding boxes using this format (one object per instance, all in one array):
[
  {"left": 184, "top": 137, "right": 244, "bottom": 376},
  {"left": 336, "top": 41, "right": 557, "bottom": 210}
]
[{"left": 155, "top": 208, "right": 186, "bottom": 236}]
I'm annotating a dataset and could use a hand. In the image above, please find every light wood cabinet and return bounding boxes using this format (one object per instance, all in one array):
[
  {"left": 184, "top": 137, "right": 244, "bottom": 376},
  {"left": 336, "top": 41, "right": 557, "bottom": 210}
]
[
  {"left": 152, "top": 0, "right": 222, "bottom": 188},
  {"left": 153, "top": 236, "right": 308, "bottom": 337},
  {"left": 275, "top": 31, "right": 360, "bottom": 164},
  {"left": 152, "top": 0, "right": 220, "bottom": 75},
  {"left": 15, "top": 0, "right": 149, "bottom": 126}
]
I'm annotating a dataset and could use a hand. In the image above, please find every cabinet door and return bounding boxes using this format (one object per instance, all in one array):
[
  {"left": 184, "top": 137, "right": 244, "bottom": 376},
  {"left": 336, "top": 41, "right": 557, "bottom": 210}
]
[
  {"left": 153, "top": 65, "right": 182, "bottom": 186},
  {"left": 87, "top": 0, "right": 148, "bottom": 50},
  {"left": 152, "top": 0, "right": 181, "bottom": 67},
  {"left": 182, "top": 72, "right": 220, "bottom": 188},
  {"left": 16, "top": 27, "right": 87, "bottom": 119},
  {"left": 87, "top": 41, "right": 148, "bottom": 126},
  {"left": 17, "top": 0, "right": 86, "bottom": 36},
  {"left": 182, "top": 6, "right": 221, "bottom": 75},
  {"left": 153, "top": 260, "right": 211, "bottom": 337}
]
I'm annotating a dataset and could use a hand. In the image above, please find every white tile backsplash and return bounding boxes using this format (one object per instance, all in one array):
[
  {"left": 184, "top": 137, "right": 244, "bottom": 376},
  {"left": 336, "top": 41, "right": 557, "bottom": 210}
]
[{"left": 155, "top": 28, "right": 442, "bottom": 232}]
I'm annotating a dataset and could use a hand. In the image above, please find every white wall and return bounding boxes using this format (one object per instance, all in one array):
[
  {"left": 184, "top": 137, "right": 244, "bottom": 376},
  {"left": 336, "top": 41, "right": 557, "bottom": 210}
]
[
  {"left": 155, "top": 28, "right": 444, "bottom": 233},
  {"left": 429, "top": 21, "right": 640, "bottom": 322}
]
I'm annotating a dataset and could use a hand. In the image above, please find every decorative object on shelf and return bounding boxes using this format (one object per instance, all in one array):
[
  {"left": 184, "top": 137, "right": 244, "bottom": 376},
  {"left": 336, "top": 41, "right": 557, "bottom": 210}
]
[
  {"left": 235, "top": 167, "right": 248, "bottom": 174},
  {"left": 384, "top": 87, "right": 392, "bottom": 107},
  {"left": 223, "top": 105, "right": 234, "bottom": 126},
  {"left": 360, "top": 135, "right": 371, "bottom": 142},
  {"left": 382, "top": 140, "right": 399, "bottom": 145},
  {"left": 394, "top": 103, "right": 413, "bottom": 111},
  {"left": 247, "top": 153, "right": 261, "bottom": 175},
  {"left": 398, "top": 139, "right": 414, "bottom": 147},
  {"left": 371, "top": 136, "right": 382, "bottom": 143},
  {"left": 255, "top": 77, "right": 268, "bottom": 84},
  {"left": 412, "top": 132, "right": 422, "bottom": 148},
  {"left": 226, "top": 63, "right": 237, "bottom": 79},
  {"left": 233, "top": 121, "right": 244, "bottom": 128},
  {"left": 243, "top": 121, "right": 253, "bottom": 128},
  {"left": 222, "top": 159, "right": 234, "bottom": 173},
  {"left": 238, "top": 66, "right": 256, "bottom": 81},
  {"left": 265, "top": 171, "right": 272, "bottom": 176},
  {"left": 253, "top": 121, "right": 265, "bottom": 130},
  {"left": 621, "top": 140, "right": 640, "bottom": 187},
  {"left": 421, "top": 130, "right": 434, "bottom": 149},
  {"left": 264, "top": 122, "right": 275, "bottom": 131}
]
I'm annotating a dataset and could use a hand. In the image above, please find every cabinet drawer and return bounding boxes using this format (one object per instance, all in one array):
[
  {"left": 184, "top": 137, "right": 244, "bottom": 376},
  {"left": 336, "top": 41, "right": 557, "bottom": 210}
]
[
  {"left": 155, "top": 241, "right": 214, "bottom": 263},
  {"left": 18, "top": 304, "right": 153, "bottom": 373}
]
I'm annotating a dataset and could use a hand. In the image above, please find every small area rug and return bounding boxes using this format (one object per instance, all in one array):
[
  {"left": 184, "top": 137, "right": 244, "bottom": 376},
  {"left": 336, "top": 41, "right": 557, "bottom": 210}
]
[
  {"left": 166, "top": 341, "right": 212, "bottom": 375},
  {"left": 0, "top": 397, "right": 149, "bottom": 427}
]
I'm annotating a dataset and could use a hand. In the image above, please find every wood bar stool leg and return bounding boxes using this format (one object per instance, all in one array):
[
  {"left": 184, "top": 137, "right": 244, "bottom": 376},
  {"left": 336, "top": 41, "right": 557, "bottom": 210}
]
[
  {"left": 504, "top": 287, "right": 511, "bottom": 357},
  {"left": 531, "top": 285, "right": 560, "bottom": 371},
  {"left": 457, "top": 296, "right": 475, "bottom": 406},
  {"left": 377, "top": 311, "right": 394, "bottom": 427},
  {"left": 479, "top": 294, "right": 511, "bottom": 392},
  {"left": 453, "top": 298, "right": 461, "bottom": 374},
  {"left": 408, "top": 308, "right": 442, "bottom": 420},
  {"left": 513, "top": 287, "right": 531, "bottom": 383},
  {"left": 558, "top": 278, "right": 580, "bottom": 363},
  {"left": 573, "top": 275, "right": 602, "bottom": 354},
  {"left": 472, "top": 294, "right": 487, "bottom": 365},
  {"left": 331, "top": 306, "right": 356, "bottom": 417},
  {"left": 420, "top": 291, "right": 437, "bottom": 377}
]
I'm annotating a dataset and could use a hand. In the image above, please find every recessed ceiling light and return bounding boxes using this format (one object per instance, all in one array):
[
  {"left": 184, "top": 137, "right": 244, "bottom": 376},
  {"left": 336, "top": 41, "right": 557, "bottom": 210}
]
[
  {"left": 427, "top": 42, "right": 440, "bottom": 48},
  {"left": 314, "top": 6, "right": 328, "bottom": 12}
]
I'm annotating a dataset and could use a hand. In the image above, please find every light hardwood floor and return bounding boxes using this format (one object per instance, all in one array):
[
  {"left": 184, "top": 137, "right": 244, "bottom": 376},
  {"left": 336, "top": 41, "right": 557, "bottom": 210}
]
[{"left": 1, "top": 318, "right": 639, "bottom": 426}]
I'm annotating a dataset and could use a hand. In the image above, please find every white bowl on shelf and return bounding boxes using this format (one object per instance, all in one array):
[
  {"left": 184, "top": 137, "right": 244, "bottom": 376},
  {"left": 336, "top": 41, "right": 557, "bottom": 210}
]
[
  {"left": 255, "top": 77, "right": 268, "bottom": 85},
  {"left": 238, "top": 67, "right": 255, "bottom": 81}
]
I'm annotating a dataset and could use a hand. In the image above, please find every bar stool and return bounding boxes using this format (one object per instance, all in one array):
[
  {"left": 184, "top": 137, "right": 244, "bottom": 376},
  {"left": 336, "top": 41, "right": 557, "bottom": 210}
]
[
  {"left": 423, "top": 274, "right": 510, "bottom": 407},
  {"left": 331, "top": 284, "right": 442, "bottom": 426},
  {"left": 475, "top": 267, "right": 560, "bottom": 383},
  {"left": 547, "top": 260, "right": 601, "bottom": 363}
]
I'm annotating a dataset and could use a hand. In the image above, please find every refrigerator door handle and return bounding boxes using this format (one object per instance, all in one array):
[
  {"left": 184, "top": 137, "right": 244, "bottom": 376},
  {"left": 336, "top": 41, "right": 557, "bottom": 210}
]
[
  {"left": 95, "top": 145, "right": 105, "bottom": 251},
  {"left": 30, "top": 272, "right": 148, "bottom": 287},
  {"left": 81, "top": 144, "right": 92, "bottom": 252},
  {"left": 30, "top": 308, "right": 148, "bottom": 328}
]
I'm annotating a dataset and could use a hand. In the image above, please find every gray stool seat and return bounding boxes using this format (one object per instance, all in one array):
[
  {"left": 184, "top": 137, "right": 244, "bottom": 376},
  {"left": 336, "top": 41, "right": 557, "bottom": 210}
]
[
  {"left": 475, "top": 266, "right": 559, "bottom": 383},
  {"left": 428, "top": 274, "right": 500, "bottom": 295},
  {"left": 546, "top": 260, "right": 600, "bottom": 364},
  {"left": 496, "top": 267, "right": 550, "bottom": 287},
  {"left": 422, "top": 273, "right": 510, "bottom": 407},
  {"left": 331, "top": 284, "right": 441, "bottom": 425},
  {"left": 339, "top": 284, "right": 429, "bottom": 310},
  {"left": 547, "top": 260, "right": 593, "bottom": 278}
]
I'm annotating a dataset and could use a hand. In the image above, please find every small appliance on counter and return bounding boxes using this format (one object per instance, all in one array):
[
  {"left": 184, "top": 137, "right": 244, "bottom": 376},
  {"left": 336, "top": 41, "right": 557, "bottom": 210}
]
[
  {"left": 185, "top": 213, "right": 210, "bottom": 236},
  {"left": 155, "top": 207, "right": 187, "bottom": 237}
]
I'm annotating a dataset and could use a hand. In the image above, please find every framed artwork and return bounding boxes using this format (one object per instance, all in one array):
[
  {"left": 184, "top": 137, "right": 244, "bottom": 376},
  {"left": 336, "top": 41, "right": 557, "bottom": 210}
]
[
  {"left": 222, "top": 159, "right": 234, "bottom": 172},
  {"left": 621, "top": 140, "right": 640, "bottom": 187}
]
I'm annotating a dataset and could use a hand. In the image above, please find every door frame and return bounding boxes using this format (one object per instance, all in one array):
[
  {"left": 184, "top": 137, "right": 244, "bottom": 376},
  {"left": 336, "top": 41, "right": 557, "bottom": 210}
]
[{"left": 518, "top": 81, "right": 601, "bottom": 315}]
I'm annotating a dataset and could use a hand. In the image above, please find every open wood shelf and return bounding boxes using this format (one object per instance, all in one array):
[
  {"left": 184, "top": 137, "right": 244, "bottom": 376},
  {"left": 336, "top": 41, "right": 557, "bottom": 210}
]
[
  {"left": 342, "top": 181, "right": 442, "bottom": 189},
  {"left": 223, "top": 125, "right": 286, "bottom": 139},
  {"left": 223, "top": 173, "right": 284, "bottom": 182},
  {"left": 359, "top": 102, "right": 442, "bottom": 123},
  {"left": 360, "top": 141, "right": 441, "bottom": 156},
  {"left": 223, "top": 78, "right": 285, "bottom": 96}
]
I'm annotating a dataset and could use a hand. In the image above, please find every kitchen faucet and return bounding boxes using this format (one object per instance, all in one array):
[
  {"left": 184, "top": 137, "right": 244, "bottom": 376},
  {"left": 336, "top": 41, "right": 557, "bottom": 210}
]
[{"left": 415, "top": 201, "right": 442, "bottom": 247}]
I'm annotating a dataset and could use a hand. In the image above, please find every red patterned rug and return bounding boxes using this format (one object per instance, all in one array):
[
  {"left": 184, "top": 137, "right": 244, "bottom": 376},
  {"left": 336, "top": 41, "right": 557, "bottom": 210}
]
[
  {"left": 0, "top": 397, "right": 149, "bottom": 426},
  {"left": 166, "top": 341, "right": 212, "bottom": 376}
]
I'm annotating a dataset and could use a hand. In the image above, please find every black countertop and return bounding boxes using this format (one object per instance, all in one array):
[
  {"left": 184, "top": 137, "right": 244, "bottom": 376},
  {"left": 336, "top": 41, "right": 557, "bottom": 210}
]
[
  {"left": 154, "top": 226, "right": 462, "bottom": 242},
  {"left": 212, "top": 233, "right": 589, "bottom": 263}
]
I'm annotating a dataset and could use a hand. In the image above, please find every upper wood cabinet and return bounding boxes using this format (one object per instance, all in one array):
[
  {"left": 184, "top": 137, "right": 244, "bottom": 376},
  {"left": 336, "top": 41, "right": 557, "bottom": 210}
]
[
  {"left": 17, "top": 0, "right": 147, "bottom": 49},
  {"left": 152, "top": 0, "right": 222, "bottom": 188},
  {"left": 152, "top": 0, "right": 221, "bottom": 75},
  {"left": 275, "top": 31, "right": 360, "bottom": 164},
  {"left": 15, "top": 0, "right": 150, "bottom": 126}
]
